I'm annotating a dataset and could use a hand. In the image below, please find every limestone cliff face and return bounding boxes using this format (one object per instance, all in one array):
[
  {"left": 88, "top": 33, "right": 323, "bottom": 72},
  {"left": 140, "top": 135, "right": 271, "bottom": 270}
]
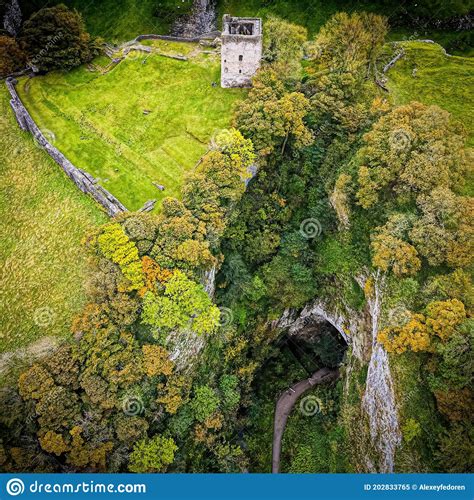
[
  {"left": 276, "top": 271, "right": 401, "bottom": 472},
  {"left": 173, "top": 0, "right": 217, "bottom": 38},
  {"left": 167, "top": 329, "right": 207, "bottom": 372}
]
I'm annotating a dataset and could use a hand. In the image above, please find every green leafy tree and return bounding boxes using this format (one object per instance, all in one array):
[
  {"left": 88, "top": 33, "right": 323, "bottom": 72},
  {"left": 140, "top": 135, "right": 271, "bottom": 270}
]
[
  {"left": 263, "top": 16, "right": 307, "bottom": 77},
  {"left": 426, "top": 299, "right": 466, "bottom": 341},
  {"left": 428, "top": 324, "right": 473, "bottom": 392},
  {"left": 233, "top": 69, "right": 312, "bottom": 159},
  {"left": 150, "top": 197, "right": 215, "bottom": 272},
  {"left": 219, "top": 375, "right": 240, "bottom": 411},
  {"left": 141, "top": 270, "right": 220, "bottom": 336},
  {"left": 423, "top": 270, "right": 474, "bottom": 315},
  {"left": 410, "top": 188, "right": 473, "bottom": 268},
  {"left": 115, "top": 415, "right": 149, "bottom": 444},
  {"left": 356, "top": 102, "right": 468, "bottom": 209},
  {"left": 128, "top": 435, "right": 177, "bottom": 473},
  {"left": 191, "top": 385, "right": 220, "bottom": 423},
  {"left": 371, "top": 233, "right": 421, "bottom": 277},
  {"left": 183, "top": 129, "right": 255, "bottom": 245},
  {"left": 314, "top": 12, "right": 387, "bottom": 74},
  {"left": 402, "top": 418, "right": 422, "bottom": 443},
  {"left": 97, "top": 223, "right": 144, "bottom": 291},
  {"left": 436, "top": 424, "right": 474, "bottom": 472},
  {"left": 20, "top": 4, "right": 98, "bottom": 72}
]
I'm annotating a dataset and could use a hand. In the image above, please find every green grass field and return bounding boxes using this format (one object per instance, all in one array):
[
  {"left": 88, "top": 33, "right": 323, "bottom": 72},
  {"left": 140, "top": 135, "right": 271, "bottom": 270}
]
[
  {"left": 17, "top": 43, "right": 245, "bottom": 211},
  {"left": 386, "top": 42, "right": 474, "bottom": 146},
  {"left": 0, "top": 86, "right": 106, "bottom": 357}
]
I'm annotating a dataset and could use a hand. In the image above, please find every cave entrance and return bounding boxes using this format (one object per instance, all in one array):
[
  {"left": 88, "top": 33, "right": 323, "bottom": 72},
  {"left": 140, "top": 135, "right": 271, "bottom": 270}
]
[
  {"left": 270, "top": 320, "right": 348, "bottom": 473},
  {"left": 242, "top": 319, "right": 348, "bottom": 472},
  {"left": 281, "top": 320, "right": 348, "bottom": 376}
]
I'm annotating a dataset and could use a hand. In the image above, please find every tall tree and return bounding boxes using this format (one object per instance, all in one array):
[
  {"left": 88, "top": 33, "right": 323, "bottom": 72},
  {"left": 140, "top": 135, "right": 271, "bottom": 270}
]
[{"left": 20, "top": 4, "right": 98, "bottom": 72}]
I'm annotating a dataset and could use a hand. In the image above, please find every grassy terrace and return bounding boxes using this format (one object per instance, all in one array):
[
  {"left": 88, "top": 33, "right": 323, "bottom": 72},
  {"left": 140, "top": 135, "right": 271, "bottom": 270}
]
[
  {"left": 386, "top": 42, "right": 474, "bottom": 146},
  {"left": 0, "top": 87, "right": 106, "bottom": 358},
  {"left": 17, "top": 41, "right": 245, "bottom": 212}
]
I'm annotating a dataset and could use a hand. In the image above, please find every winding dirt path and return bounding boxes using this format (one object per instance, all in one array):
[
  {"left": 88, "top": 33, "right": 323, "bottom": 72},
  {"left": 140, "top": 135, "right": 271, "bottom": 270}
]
[{"left": 272, "top": 367, "right": 339, "bottom": 473}]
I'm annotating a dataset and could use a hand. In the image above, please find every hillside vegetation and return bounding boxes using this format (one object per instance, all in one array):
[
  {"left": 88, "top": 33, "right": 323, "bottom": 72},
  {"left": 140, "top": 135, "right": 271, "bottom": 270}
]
[
  {"left": 17, "top": 42, "right": 244, "bottom": 211},
  {"left": 17, "top": 0, "right": 473, "bottom": 51}
]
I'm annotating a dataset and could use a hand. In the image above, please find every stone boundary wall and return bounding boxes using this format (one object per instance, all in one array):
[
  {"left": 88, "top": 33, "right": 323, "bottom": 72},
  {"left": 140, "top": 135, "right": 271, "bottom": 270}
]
[
  {"left": 135, "top": 31, "right": 220, "bottom": 43},
  {"left": 5, "top": 77, "right": 128, "bottom": 217}
]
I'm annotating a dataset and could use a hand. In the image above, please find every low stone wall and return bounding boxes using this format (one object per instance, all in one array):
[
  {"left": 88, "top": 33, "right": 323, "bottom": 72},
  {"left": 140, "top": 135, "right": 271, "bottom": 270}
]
[
  {"left": 5, "top": 77, "right": 128, "bottom": 217},
  {"left": 135, "top": 31, "right": 220, "bottom": 43}
]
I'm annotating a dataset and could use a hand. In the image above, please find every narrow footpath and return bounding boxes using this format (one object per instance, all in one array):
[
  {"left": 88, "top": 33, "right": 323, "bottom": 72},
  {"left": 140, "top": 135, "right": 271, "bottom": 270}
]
[{"left": 272, "top": 367, "right": 339, "bottom": 473}]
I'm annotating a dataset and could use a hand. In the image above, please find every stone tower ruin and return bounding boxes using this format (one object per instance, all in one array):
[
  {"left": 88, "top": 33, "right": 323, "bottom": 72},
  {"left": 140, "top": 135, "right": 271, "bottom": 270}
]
[{"left": 221, "top": 15, "right": 262, "bottom": 88}]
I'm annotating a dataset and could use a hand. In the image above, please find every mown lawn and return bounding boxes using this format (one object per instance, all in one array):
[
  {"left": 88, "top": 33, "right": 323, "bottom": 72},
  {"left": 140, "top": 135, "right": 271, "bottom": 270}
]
[
  {"left": 17, "top": 45, "right": 244, "bottom": 211},
  {"left": 386, "top": 41, "right": 474, "bottom": 146},
  {"left": 0, "top": 86, "right": 106, "bottom": 356}
]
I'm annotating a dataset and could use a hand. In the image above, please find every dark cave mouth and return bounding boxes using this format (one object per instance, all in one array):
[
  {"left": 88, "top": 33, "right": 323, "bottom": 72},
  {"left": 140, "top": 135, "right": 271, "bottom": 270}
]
[{"left": 281, "top": 320, "right": 348, "bottom": 375}]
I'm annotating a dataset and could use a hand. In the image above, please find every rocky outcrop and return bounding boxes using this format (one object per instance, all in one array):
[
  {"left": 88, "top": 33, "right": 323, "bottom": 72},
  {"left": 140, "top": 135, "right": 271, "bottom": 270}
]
[
  {"left": 173, "top": 0, "right": 217, "bottom": 38},
  {"left": 5, "top": 78, "right": 127, "bottom": 217},
  {"left": 167, "top": 329, "right": 206, "bottom": 372},
  {"left": 276, "top": 295, "right": 371, "bottom": 363},
  {"left": 360, "top": 273, "right": 401, "bottom": 473},
  {"left": 202, "top": 266, "right": 216, "bottom": 298}
]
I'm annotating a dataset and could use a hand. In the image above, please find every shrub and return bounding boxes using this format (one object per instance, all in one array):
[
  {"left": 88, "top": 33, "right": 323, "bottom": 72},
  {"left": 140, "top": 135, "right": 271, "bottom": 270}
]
[
  {"left": 402, "top": 418, "right": 421, "bottom": 443},
  {"left": 219, "top": 375, "right": 240, "bottom": 411}
]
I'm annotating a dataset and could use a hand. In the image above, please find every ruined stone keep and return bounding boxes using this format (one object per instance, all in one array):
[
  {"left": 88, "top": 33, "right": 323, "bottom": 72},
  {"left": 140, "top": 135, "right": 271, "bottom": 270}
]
[{"left": 221, "top": 15, "right": 262, "bottom": 88}]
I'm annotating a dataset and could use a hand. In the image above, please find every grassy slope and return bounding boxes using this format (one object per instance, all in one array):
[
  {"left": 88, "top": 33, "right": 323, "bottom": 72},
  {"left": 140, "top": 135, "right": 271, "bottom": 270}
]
[
  {"left": 22, "top": 0, "right": 472, "bottom": 52},
  {"left": 20, "top": 0, "right": 194, "bottom": 42},
  {"left": 386, "top": 42, "right": 474, "bottom": 146},
  {"left": 17, "top": 44, "right": 244, "bottom": 211},
  {"left": 218, "top": 0, "right": 341, "bottom": 36},
  {"left": 217, "top": 0, "right": 471, "bottom": 51},
  {"left": 0, "top": 86, "right": 106, "bottom": 355}
]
